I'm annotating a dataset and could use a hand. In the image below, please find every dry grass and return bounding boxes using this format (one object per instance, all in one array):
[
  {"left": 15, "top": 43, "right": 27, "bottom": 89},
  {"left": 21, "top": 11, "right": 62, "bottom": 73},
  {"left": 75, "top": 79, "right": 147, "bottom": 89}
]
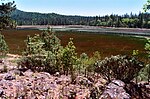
[
  {"left": 1, "top": 30, "right": 41, "bottom": 54},
  {"left": 1, "top": 30, "right": 146, "bottom": 59},
  {"left": 58, "top": 31, "right": 146, "bottom": 58}
]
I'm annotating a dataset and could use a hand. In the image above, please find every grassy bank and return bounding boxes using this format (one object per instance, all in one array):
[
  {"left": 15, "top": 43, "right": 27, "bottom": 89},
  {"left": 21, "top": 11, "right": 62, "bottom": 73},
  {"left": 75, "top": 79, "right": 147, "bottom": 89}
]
[{"left": 1, "top": 29, "right": 146, "bottom": 59}]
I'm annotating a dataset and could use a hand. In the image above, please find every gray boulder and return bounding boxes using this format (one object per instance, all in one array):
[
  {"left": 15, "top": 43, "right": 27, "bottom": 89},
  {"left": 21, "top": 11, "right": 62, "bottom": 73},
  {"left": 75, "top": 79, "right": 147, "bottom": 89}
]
[
  {"left": 100, "top": 80, "right": 130, "bottom": 99},
  {"left": 4, "top": 73, "right": 15, "bottom": 80}
]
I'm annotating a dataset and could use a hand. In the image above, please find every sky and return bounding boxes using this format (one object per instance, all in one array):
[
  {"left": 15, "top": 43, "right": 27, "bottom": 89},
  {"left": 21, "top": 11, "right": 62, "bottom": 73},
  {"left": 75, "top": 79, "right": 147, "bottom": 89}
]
[{"left": 5, "top": 0, "right": 148, "bottom": 16}]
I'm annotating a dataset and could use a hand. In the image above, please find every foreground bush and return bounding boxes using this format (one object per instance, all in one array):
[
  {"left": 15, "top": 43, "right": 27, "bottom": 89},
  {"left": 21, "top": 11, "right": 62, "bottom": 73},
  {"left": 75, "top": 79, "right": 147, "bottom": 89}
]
[
  {"left": 61, "top": 38, "right": 78, "bottom": 83},
  {"left": 18, "top": 29, "right": 78, "bottom": 80},
  {"left": 137, "top": 64, "right": 150, "bottom": 81},
  {"left": 77, "top": 51, "right": 101, "bottom": 76},
  {"left": 18, "top": 29, "right": 63, "bottom": 74},
  {"left": 144, "top": 39, "right": 150, "bottom": 82},
  {"left": 95, "top": 55, "right": 144, "bottom": 83},
  {"left": 0, "top": 33, "right": 9, "bottom": 56}
]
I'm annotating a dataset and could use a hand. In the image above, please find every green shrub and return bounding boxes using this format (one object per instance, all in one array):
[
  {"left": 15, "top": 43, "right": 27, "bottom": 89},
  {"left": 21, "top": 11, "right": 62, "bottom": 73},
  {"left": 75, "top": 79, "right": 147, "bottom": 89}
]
[
  {"left": 61, "top": 38, "right": 77, "bottom": 83},
  {"left": 145, "top": 39, "right": 150, "bottom": 58},
  {"left": 0, "top": 33, "right": 9, "bottom": 56},
  {"left": 78, "top": 53, "right": 89, "bottom": 74},
  {"left": 40, "top": 28, "right": 61, "bottom": 52},
  {"left": 19, "top": 52, "right": 60, "bottom": 73},
  {"left": 144, "top": 39, "right": 150, "bottom": 82},
  {"left": 18, "top": 28, "right": 63, "bottom": 74},
  {"left": 138, "top": 64, "right": 150, "bottom": 81},
  {"left": 23, "top": 28, "right": 62, "bottom": 56},
  {"left": 95, "top": 55, "right": 144, "bottom": 83},
  {"left": 76, "top": 51, "right": 101, "bottom": 77},
  {"left": 86, "top": 51, "right": 101, "bottom": 73}
]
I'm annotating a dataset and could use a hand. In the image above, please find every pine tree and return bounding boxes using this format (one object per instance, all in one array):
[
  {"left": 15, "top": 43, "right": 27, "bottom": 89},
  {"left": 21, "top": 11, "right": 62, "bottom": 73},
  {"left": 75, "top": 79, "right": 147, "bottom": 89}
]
[
  {"left": 143, "top": 0, "right": 150, "bottom": 12},
  {"left": 62, "top": 38, "right": 77, "bottom": 83},
  {"left": 0, "top": 0, "right": 16, "bottom": 30}
]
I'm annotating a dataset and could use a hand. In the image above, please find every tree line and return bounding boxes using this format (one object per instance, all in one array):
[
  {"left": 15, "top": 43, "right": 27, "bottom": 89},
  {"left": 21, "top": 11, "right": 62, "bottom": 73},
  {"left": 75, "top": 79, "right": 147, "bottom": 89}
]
[
  {"left": 11, "top": 9, "right": 150, "bottom": 28},
  {"left": 1, "top": 0, "right": 150, "bottom": 29}
]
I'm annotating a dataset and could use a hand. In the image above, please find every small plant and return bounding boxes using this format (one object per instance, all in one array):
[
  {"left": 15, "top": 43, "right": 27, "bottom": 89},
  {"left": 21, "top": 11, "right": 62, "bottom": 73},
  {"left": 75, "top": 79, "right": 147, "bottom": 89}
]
[
  {"left": 86, "top": 51, "right": 101, "bottom": 73},
  {"left": 77, "top": 51, "right": 101, "bottom": 77},
  {"left": 61, "top": 38, "right": 77, "bottom": 83},
  {"left": 95, "top": 55, "right": 144, "bottom": 83},
  {"left": 132, "top": 50, "right": 139, "bottom": 56},
  {"left": 131, "top": 39, "right": 150, "bottom": 82},
  {"left": 139, "top": 39, "right": 150, "bottom": 82},
  {"left": 76, "top": 53, "right": 88, "bottom": 75},
  {"left": 145, "top": 39, "right": 150, "bottom": 58},
  {"left": 137, "top": 64, "right": 150, "bottom": 81},
  {"left": 3, "top": 65, "right": 8, "bottom": 72},
  {"left": 0, "top": 33, "right": 9, "bottom": 56}
]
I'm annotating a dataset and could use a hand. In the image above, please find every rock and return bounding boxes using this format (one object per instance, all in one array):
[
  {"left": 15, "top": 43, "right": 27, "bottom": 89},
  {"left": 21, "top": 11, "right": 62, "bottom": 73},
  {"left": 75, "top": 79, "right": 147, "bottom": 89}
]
[
  {"left": 89, "top": 78, "right": 107, "bottom": 99},
  {"left": 0, "top": 68, "right": 148, "bottom": 99},
  {"left": 56, "top": 79, "right": 62, "bottom": 84},
  {"left": 76, "top": 76, "right": 93, "bottom": 87},
  {"left": 4, "top": 73, "right": 15, "bottom": 80},
  {"left": 27, "top": 82, "right": 32, "bottom": 86},
  {"left": 112, "top": 80, "right": 125, "bottom": 87},
  {"left": 54, "top": 72, "right": 60, "bottom": 77},
  {"left": 68, "top": 90, "right": 76, "bottom": 99},
  {"left": 40, "top": 72, "right": 51, "bottom": 78},
  {"left": 126, "top": 81, "right": 150, "bottom": 99},
  {"left": 8, "top": 69, "right": 23, "bottom": 76},
  {"left": 59, "top": 75, "right": 71, "bottom": 84},
  {"left": 100, "top": 80, "right": 130, "bottom": 99},
  {"left": 87, "top": 76, "right": 95, "bottom": 83},
  {"left": 0, "top": 89, "right": 3, "bottom": 96},
  {"left": 0, "top": 60, "right": 4, "bottom": 64},
  {"left": 23, "top": 69, "right": 33, "bottom": 77}
]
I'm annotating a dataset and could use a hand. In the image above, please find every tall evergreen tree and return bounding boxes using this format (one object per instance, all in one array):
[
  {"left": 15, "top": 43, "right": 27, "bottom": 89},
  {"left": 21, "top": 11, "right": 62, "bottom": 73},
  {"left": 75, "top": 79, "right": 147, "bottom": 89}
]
[{"left": 0, "top": 0, "right": 16, "bottom": 30}]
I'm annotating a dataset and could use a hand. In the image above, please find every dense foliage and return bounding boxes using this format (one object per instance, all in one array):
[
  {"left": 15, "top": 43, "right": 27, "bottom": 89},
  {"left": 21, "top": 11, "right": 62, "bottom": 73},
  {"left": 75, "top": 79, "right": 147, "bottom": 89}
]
[
  {"left": 11, "top": 9, "right": 94, "bottom": 26},
  {"left": 94, "top": 55, "right": 144, "bottom": 83},
  {"left": 0, "top": 0, "right": 16, "bottom": 29},
  {"left": 18, "top": 28, "right": 148, "bottom": 84},
  {"left": 18, "top": 29, "right": 80, "bottom": 83},
  {"left": 143, "top": 0, "right": 150, "bottom": 12},
  {"left": 18, "top": 29, "right": 62, "bottom": 74},
  {"left": 11, "top": 9, "right": 150, "bottom": 28}
]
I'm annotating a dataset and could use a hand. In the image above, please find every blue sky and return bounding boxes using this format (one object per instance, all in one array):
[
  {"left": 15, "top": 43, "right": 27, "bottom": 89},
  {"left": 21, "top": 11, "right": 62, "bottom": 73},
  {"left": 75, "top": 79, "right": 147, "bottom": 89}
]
[{"left": 7, "top": 0, "right": 147, "bottom": 16}]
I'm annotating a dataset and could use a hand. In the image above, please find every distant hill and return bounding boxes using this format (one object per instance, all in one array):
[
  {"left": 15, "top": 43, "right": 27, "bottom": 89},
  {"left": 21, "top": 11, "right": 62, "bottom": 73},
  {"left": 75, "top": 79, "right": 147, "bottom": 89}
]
[
  {"left": 11, "top": 9, "right": 150, "bottom": 29},
  {"left": 11, "top": 9, "right": 94, "bottom": 25}
]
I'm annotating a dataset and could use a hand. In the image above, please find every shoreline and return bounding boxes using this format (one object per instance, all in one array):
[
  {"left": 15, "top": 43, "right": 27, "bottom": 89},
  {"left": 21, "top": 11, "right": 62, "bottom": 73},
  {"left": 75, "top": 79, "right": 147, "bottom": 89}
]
[
  {"left": 17, "top": 25, "right": 150, "bottom": 31},
  {"left": 16, "top": 25, "right": 150, "bottom": 38}
]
